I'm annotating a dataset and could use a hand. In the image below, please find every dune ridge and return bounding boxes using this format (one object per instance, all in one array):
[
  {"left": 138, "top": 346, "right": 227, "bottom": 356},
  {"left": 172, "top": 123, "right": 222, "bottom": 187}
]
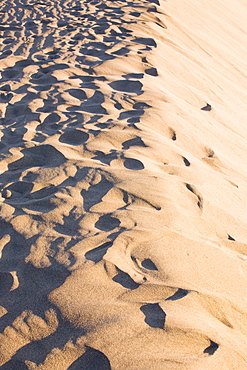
[{"left": 0, "top": 0, "right": 247, "bottom": 368}]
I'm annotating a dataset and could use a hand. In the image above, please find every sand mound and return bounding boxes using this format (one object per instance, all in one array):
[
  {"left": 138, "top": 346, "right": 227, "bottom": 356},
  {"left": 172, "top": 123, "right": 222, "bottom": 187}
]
[{"left": 0, "top": 0, "right": 247, "bottom": 368}]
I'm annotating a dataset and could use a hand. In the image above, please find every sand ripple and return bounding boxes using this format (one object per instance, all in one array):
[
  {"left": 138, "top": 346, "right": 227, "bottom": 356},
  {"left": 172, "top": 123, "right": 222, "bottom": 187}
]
[{"left": 1, "top": 0, "right": 247, "bottom": 368}]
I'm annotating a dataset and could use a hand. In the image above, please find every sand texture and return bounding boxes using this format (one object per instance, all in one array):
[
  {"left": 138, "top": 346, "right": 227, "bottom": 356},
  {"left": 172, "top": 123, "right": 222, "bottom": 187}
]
[{"left": 0, "top": 0, "right": 247, "bottom": 368}]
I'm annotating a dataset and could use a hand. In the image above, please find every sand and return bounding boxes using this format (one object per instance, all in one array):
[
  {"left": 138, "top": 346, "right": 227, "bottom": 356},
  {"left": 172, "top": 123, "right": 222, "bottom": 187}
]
[{"left": 0, "top": 0, "right": 247, "bottom": 368}]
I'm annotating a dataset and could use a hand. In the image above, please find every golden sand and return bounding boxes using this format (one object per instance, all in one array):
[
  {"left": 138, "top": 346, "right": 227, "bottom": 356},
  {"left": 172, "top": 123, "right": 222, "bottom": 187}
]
[{"left": 0, "top": 0, "right": 247, "bottom": 368}]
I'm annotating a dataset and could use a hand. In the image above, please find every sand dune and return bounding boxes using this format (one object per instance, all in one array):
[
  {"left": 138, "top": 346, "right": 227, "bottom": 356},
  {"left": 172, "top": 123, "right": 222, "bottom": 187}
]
[{"left": 0, "top": 0, "right": 247, "bottom": 368}]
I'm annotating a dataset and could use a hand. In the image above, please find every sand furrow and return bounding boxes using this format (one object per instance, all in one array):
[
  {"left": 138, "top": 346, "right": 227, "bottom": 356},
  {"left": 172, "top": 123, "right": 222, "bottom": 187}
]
[{"left": 0, "top": 0, "right": 247, "bottom": 368}]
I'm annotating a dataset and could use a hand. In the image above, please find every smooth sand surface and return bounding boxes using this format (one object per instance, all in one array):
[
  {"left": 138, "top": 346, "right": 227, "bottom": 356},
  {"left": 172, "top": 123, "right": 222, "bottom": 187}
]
[{"left": 1, "top": 0, "right": 247, "bottom": 368}]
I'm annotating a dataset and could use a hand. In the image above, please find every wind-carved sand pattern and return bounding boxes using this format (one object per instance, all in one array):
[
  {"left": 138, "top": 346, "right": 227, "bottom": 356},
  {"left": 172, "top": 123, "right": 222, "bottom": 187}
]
[{"left": 1, "top": 0, "right": 247, "bottom": 368}]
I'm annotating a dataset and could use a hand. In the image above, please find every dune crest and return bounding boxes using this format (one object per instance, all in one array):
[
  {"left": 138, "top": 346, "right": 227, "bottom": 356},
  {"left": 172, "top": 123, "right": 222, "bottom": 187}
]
[{"left": 0, "top": 0, "right": 247, "bottom": 368}]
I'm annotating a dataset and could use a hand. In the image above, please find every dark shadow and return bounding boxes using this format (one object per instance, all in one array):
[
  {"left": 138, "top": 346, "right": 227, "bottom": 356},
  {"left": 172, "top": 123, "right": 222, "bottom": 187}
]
[
  {"left": 140, "top": 303, "right": 166, "bottom": 329},
  {"left": 123, "top": 73, "right": 144, "bottom": 79},
  {"left": 186, "top": 183, "right": 194, "bottom": 193},
  {"left": 124, "top": 158, "right": 144, "bottom": 170},
  {"left": 122, "top": 137, "right": 147, "bottom": 149},
  {"left": 0, "top": 272, "right": 14, "bottom": 295},
  {"left": 201, "top": 103, "right": 212, "bottom": 111},
  {"left": 67, "top": 89, "right": 87, "bottom": 100},
  {"left": 8, "top": 145, "right": 66, "bottom": 171},
  {"left": 40, "top": 112, "right": 60, "bottom": 124},
  {"left": 2, "top": 182, "right": 57, "bottom": 209},
  {"left": 118, "top": 108, "right": 144, "bottom": 121},
  {"left": 68, "top": 346, "right": 111, "bottom": 370},
  {"left": 1, "top": 359, "right": 29, "bottom": 370},
  {"left": 81, "top": 174, "right": 113, "bottom": 212},
  {"left": 0, "top": 84, "right": 11, "bottom": 92},
  {"left": 1, "top": 68, "right": 20, "bottom": 79},
  {"left": 0, "top": 91, "right": 13, "bottom": 103},
  {"left": 111, "top": 46, "right": 129, "bottom": 56},
  {"left": 133, "top": 102, "right": 151, "bottom": 109},
  {"left": 0, "top": 50, "right": 12, "bottom": 59},
  {"left": 183, "top": 157, "right": 190, "bottom": 167},
  {"left": 204, "top": 341, "right": 219, "bottom": 355},
  {"left": 92, "top": 150, "right": 118, "bottom": 165},
  {"left": 113, "top": 268, "right": 140, "bottom": 290},
  {"left": 145, "top": 67, "right": 158, "bottom": 76},
  {"left": 108, "top": 227, "right": 127, "bottom": 241},
  {"left": 197, "top": 196, "right": 203, "bottom": 210},
  {"left": 131, "top": 37, "right": 157, "bottom": 47},
  {"left": 0, "top": 126, "right": 27, "bottom": 147},
  {"left": 30, "top": 71, "right": 57, "bottom": 85},
  {"left": 59, "top": 129, "right": 89, "bottom": 145},
  {"left": 1, "top": 313, "right": 86, "bottom": 366},
  {"left": 69, "top": 91, "right": 108, "bottom": 114},
  {"left": 40, "top": 64, "right": 69, "bottom": 73},
  {"left": 109, "top": 80, "right": 143, "bottom": 94},
  {"left": 95, "top": 215, "right": 120, "bottom": 232},
  {"left": 0, "top": 261, "right": 71, "bottom": 322},
  {"left": 171, "top": 130, "right": 176, "bottom": 141},
  {"left": 166, "top": 289, "right": 188, "bottom": 301},
  {"left": 54, "top": 209, "right": 83, "bottom": 236},
  {"left": 5, "top": 104, "right": 35, "bottom": 123},
  {"left": 86, "top": 115, "right": 103, "bottom": 124},
  {"left": 141, "top": 258, "right": 158, "bottom": 270},
  {"left": 185, "top": 183, "right": 203, "bottom": 209},
  {"left": 85, "top": 241, "right": 113, "bottom": 263}
]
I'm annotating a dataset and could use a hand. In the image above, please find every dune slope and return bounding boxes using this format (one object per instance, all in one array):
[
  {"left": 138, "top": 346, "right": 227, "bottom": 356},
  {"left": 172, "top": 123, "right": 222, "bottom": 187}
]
[{"left": 0, "top": 0, "right": 247, "bottom": 368}]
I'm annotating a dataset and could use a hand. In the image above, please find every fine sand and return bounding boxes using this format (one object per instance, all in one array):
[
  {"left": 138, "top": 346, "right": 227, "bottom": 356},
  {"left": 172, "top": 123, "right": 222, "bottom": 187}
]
[{"left": 1, "top": 0, "right": 247, "bottom": 368}]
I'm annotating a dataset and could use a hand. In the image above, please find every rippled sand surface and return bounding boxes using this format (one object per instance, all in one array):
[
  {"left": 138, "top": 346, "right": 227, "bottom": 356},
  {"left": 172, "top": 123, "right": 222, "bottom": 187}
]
[{"left": 1, "top": 0, "right": 247, "bottom": 368}]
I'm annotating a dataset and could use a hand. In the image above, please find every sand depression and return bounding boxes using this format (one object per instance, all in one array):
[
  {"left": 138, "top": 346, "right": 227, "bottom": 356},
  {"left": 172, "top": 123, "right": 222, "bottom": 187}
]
[{"left": 0, "top": 0, "right": 247, "bottom": 369}]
